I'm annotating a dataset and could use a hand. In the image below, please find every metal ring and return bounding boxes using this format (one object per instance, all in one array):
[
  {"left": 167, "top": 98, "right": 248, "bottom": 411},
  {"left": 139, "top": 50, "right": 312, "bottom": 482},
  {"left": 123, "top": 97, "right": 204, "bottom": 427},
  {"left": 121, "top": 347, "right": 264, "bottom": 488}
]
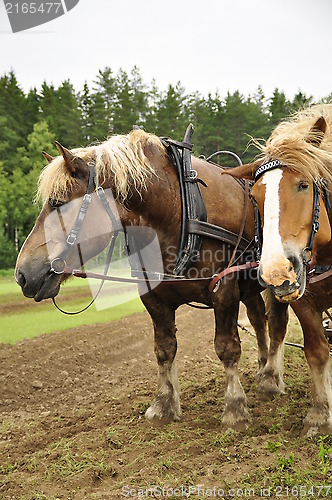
[{"left": 50, "top": 257, "right": 67, "bottom": 274}]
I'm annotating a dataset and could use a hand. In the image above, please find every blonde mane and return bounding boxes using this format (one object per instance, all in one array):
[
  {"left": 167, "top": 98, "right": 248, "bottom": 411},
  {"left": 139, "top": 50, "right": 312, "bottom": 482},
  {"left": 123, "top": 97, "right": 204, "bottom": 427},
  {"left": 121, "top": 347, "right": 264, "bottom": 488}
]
[
  {"left": 257, "top": 103, "right": 332, "bottom": 182},
  {"left": 37, "top": 129, "right": 166, "bottom": 203}
]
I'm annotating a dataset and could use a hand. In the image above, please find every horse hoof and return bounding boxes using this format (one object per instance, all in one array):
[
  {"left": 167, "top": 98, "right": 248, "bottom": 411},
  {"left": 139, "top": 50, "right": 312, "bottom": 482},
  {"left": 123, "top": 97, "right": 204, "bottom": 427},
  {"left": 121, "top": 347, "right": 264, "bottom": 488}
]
[
  {"left": 256, "top": 373, "right": 285, "bottom": 399},
  {"left": 302, "top": 409, "right": 332, "bottom": 436},
  {"left": 256, "top": 384, "right": 285, "bottom": 400},
  {"left": 145, "top": 401, "right": 181, "bottom": 424},
  {"left": 221, "top": 399, "right": 251, "bottom": 431},
  {"left": 301, "top": 423, "right": 332, "bottom": 438}
]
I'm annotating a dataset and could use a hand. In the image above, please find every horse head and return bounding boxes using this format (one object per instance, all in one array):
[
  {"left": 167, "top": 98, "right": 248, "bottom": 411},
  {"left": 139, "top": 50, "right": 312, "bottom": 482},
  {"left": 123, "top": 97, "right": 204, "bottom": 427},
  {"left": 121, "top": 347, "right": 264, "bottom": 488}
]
[
  {"left": 15, "top": 130, "right": 173, "bottom": 302},
  {"left": 224, "top": 111, "right": 332, "bottom": 303},
  {"left": 15, "top": 142, "right": 118, "bottom": 301}
]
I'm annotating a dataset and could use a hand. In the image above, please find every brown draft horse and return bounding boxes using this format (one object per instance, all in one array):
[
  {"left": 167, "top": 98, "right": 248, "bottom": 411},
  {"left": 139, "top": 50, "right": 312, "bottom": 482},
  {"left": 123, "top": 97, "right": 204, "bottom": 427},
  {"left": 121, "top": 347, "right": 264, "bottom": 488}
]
[
  {"left": 15, "top": 129, "right": 268, "bottom": 429},
  {"left": 227, "top": 104, "right": 332, "bottom": 435}
]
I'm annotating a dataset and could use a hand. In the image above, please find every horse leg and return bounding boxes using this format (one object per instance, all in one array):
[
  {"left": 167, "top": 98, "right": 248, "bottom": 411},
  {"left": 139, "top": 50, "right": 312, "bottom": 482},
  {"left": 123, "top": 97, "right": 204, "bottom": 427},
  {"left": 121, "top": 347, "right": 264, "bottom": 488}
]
[
  {"left": 213, "top": 277, "right": 251, "bottom": 430},
  {"left": 141, "top": 292, "right": 181, "bottom": 423},
  {"left": 257, "top": 291, "right": 287, "bottom": 397},
  {"left": 242, "top": 293, "right": 268, "bottom": 372},
  {"left": 291, "top": 300, "right": 332, "bottom": 436}
]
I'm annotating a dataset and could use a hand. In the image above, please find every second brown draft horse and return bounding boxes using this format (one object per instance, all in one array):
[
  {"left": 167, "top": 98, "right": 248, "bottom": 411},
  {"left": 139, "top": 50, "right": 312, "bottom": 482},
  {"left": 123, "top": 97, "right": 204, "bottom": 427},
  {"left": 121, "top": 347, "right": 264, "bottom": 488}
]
[{"left": 226, "top": 104, "right": 332, "bottom": 435}]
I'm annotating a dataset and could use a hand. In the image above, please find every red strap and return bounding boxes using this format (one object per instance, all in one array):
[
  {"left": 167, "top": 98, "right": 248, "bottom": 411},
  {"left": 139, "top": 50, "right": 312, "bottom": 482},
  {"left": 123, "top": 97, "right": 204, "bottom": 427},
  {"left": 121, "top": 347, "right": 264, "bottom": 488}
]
[{"left": 208, "top": 261, "right": 259, "bottom": 293}]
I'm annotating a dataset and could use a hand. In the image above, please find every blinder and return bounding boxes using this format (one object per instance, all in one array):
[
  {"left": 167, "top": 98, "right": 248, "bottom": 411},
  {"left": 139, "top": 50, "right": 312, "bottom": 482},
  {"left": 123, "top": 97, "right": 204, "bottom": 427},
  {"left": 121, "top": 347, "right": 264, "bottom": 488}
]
[{"left": 50, "top": 161, "right": 121, "bottom": 278}]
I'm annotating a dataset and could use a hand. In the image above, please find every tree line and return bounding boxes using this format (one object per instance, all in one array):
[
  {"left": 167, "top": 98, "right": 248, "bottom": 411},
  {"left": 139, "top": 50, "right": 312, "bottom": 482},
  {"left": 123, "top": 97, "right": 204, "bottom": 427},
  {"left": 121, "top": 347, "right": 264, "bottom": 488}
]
[{"left": 0, "top": 66, "right": 330, "bottom": 268}]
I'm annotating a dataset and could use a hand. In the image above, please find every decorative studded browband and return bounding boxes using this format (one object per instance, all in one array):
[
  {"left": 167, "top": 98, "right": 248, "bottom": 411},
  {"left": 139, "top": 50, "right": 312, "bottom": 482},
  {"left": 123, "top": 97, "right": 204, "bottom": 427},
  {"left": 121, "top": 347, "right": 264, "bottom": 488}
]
[{"left": 254, "top": 159, "right": 283, "bottom": 181}]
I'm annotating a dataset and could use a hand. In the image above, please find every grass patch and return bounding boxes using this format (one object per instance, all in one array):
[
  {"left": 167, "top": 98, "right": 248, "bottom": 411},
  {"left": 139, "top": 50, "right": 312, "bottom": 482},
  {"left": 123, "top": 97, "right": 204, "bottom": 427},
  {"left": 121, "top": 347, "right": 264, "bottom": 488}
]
[
  {"left": 0, "top": 268, "right": 14, "bottom": 277},
  {"left": 0, "top": 296, "right": 145, "bottom": 343},
  {"left": 0, "top": 274, "right": 145, "bottom": 343}
]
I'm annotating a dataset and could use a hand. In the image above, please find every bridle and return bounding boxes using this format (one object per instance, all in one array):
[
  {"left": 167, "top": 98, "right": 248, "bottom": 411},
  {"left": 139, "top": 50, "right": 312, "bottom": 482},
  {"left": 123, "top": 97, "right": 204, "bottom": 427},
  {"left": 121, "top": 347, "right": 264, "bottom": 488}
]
[
  {"left": 252, "top": 159, "right": 331, "bottom": 266},
  {"left": 50, "top": 161, "right": 123, "bottom": 314}
]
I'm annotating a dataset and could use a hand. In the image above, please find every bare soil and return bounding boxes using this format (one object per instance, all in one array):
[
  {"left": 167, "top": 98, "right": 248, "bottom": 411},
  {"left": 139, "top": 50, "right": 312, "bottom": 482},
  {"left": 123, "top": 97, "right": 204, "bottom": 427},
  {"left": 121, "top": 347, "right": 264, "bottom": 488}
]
[{"left": 0, "top": 302, "right": 331, "bottom": 499}]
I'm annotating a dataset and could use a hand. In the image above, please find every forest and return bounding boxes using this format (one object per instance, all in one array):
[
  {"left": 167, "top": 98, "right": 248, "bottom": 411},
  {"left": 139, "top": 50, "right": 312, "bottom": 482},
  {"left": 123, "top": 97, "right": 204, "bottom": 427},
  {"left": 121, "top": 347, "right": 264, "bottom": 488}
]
[{"left": 0, "top": 66, "right": 331, "bottom": 268}]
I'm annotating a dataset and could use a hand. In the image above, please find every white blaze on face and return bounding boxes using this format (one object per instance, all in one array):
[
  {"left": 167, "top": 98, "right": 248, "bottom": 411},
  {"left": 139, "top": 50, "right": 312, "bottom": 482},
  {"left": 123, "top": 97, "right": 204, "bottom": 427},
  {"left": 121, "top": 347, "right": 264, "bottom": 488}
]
[{"left": 260, "top": 169, "right": 285, "bottom": 274}]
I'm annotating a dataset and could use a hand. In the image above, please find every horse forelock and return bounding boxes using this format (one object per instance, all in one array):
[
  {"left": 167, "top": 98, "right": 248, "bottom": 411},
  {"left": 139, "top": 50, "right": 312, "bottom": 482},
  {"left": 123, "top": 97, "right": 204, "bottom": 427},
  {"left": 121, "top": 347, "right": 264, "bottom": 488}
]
[
  {"left": 37, "top": 130, "right": 165, "bottom": 204},
  {"left": 256, "top": 103, "right": 332, "bottom": 182}
]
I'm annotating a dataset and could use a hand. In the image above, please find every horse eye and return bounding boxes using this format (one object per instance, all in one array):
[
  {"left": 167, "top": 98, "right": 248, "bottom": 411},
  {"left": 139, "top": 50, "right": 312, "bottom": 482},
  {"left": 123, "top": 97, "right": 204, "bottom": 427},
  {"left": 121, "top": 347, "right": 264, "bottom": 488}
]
[{"left": 298, "top": 182, "right": 309, "bottom": 192}]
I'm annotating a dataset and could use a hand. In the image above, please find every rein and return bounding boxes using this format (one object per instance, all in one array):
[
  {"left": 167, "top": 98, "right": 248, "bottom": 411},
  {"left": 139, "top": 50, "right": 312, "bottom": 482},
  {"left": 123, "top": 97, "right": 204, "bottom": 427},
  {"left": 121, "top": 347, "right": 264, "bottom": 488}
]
[{"left": 60, "top": 260, "right": 258, "bottom": 287}]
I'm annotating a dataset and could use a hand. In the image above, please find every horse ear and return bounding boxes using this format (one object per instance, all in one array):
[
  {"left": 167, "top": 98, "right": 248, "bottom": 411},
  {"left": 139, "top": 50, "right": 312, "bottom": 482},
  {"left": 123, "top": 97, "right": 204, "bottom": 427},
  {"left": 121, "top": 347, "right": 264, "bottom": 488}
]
[
  {"left": 55, "top": 141, "right": 76, "bottom": 173},
  {"left": 42, "top": 151, "right": 54, "bottom": 164},
  {"left": 306, "top": 116, "right": 327, "bottom": 146},
  {"left": 221, "top": 161, "right": 260, "bottom": 180}
]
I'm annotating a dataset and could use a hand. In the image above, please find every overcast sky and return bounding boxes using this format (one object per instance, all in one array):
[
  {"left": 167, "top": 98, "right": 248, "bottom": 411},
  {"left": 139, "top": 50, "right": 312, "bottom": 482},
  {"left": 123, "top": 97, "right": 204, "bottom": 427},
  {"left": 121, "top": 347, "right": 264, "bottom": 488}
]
[{"left": 0, "top": 0, "right": 331, "bottom": 100}]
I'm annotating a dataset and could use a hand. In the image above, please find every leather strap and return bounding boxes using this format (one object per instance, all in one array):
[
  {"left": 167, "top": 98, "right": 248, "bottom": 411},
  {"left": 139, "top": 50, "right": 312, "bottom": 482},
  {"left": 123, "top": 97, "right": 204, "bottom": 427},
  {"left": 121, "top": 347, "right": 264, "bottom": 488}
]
[
  {"left": 208, "top": 261, "right": 259, "bottom": 293},
  {"left": 308, "top": 266, "right": 332, "bottom": 284},
  {"left": 187, "top": 220, "right": 251, "bottom": 252}
]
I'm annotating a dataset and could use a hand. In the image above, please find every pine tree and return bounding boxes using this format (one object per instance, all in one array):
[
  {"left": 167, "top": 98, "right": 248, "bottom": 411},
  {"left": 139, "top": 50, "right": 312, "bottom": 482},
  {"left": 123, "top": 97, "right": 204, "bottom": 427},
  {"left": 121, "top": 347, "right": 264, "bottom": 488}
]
[
  {"left": 79, "top": 81, "right": 94, "bottom": 143},
  {"left": 89, "top": 92, "right": 109, "bottom": 142},
  {"left": 25, "top": 88, "right": 41, "bottom": 134},
  {"left": 154, "top": 83, "right": 188, "bottom": 139},
  {"left": 291, "top": 91, "right": 313, "bottom": 112},
  {"left": 94, "top": 67, "right": 117, "bottom": 135},
  {"left": 145, "top": 79, "right": 161, "bottom": 133},
  {"left": 0, "top": 161, "right": 16, "bottom": 266},
  {"left": 0, "top": 71, "right": 27, "bottom": 171},
  {"left": 130, "top": 66, "right": 148, "bottom": 128},
  {"left": 40, "top": 81, "right": 58, "bottom": 135},
  {"left": 56, "top": 80, "right": 82, "bottom": 147},
  {"left": 0, "top": 116, "right": 20, "bottom": 173},
  {"left": 268, "top": 88, "right": 291, "bottom": 129},
  {"left": 7, "top": 121, "right": 57, "bottom": 253},
  {"left": 113, "top": 69, "right": 135, "bottom": 135}
]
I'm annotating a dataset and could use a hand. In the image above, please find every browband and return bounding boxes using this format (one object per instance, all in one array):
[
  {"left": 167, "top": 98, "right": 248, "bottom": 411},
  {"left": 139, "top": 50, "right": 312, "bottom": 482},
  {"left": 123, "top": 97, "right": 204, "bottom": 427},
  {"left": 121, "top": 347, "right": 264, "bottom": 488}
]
[{"left": 255, "top": 159, "right": 283, "bottom": 181}]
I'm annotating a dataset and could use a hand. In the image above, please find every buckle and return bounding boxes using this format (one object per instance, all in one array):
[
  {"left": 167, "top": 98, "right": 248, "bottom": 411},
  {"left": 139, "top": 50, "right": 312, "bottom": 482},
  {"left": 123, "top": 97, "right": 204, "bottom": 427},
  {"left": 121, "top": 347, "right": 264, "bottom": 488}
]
[
  {"left": 83, "top": 194, "right": 92, "bottom": 203},
  {"left": 184, "top": 170, "right": 198, "bottom": 182},
  {"left": 66, "top": 233, "right": 77, "bottom": 245}
]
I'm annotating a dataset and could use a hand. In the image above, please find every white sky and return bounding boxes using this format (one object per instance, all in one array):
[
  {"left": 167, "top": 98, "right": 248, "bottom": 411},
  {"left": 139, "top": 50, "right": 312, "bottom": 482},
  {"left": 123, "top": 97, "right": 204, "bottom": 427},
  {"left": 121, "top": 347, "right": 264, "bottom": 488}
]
[{"left": 0, "top": 0, "right": 331, "bottom": 100}]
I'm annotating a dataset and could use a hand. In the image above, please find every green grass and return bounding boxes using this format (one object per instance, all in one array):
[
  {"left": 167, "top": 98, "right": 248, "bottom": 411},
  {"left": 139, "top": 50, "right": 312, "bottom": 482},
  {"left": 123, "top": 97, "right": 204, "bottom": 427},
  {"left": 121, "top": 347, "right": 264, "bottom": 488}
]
[
  {"left": 0, "top": 297, "right": 145, "bottom": 344},
  {"left": 0, "top": 275, "right": 145, "bottom": 344},
  {"left": 0, "top": 268, "right": 15, "bottom": 277}
]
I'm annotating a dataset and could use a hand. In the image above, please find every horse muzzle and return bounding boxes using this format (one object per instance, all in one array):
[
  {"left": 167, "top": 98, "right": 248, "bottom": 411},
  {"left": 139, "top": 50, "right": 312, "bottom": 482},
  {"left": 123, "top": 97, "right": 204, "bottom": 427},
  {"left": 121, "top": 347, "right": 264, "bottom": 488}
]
[
  {"left": 15, "top": 262, "right": 62, "bottom": 302},
  {"left": 258, "top": 252, "right": 306, "bottom": 303}
]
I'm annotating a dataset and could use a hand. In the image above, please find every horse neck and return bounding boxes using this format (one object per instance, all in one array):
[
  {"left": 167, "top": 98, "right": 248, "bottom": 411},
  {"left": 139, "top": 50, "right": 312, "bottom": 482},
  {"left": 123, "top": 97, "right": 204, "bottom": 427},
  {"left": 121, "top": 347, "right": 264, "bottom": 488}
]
[{"left": 114, "top": 159, "right": 181, "bottom": 240}]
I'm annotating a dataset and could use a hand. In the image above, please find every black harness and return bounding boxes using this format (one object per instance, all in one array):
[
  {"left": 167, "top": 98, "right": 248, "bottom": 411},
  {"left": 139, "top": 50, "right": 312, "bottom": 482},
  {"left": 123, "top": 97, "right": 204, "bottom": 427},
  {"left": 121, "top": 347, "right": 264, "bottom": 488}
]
[
  {"left": 161, "top": 124, "right": 207, "bottom": 276},
  {"left": 161, "top": 125, "right": 252, "bottom": 276},
  {"left": 252, "top": 159, "right": 331, "bottom": 265}
]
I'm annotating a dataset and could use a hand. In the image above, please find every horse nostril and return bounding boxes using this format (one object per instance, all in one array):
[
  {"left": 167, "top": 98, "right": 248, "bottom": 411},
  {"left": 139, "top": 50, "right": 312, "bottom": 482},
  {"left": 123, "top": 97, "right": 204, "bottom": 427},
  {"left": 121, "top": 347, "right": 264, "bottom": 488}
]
[
  {"left": 287, "top": 254, "right": 302, "bottom": 275},
  {"left": 15, "top": 269, "right": 26, "bottom": 289}
]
